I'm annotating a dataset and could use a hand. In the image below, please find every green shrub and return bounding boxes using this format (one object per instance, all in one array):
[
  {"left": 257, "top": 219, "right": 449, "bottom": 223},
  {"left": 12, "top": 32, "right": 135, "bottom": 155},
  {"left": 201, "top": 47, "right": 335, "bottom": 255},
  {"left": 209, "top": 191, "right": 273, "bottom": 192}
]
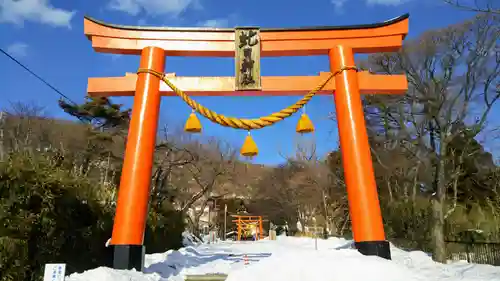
[{"left": 0, "top": 152, "right": 185, "bottom": 281}]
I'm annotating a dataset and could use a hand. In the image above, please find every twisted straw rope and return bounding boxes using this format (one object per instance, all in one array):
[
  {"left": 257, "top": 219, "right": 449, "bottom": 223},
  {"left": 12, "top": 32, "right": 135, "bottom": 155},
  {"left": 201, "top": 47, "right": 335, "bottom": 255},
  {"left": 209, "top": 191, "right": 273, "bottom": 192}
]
[{"left": 137, "top": 66, "right": 357, "bottom": 130}]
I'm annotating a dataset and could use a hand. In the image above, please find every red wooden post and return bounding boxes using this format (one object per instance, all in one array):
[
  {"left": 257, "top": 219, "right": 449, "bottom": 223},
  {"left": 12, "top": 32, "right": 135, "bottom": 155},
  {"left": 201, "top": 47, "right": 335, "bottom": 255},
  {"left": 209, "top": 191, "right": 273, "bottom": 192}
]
[
  {"left": 329, "top": 45, "right": 389, "bottom": 258},
  {"left": 110, "top": 46, "right": 165, "bottom": 270}
]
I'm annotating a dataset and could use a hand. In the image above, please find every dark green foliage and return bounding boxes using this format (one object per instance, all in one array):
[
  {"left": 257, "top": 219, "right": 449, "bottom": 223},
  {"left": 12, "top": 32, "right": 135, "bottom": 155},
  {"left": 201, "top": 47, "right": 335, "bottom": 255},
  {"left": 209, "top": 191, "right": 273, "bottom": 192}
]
[
  {"left": 59, "top": 97, "right": 130, "bottom": 161},
  {"left": 58, "top": 97, "right": 130, "bottom": 130},
  {"left": 446, "top": 123, "right": 498, "bottom": 202},
  {"left": 0, "top": 151, "right": 186, "bottom": 281},
  {"left": 0, "top": 96, "right": 186, "bottom": 281},
  {"left": 145, "top": 207, "right": 185, "bottom": 254},
  {"left": 381, "top": 199, "right": 433, "bottom": 252},
  {"left": 0, "top": 152, "right": 114, "bottom": 281}
]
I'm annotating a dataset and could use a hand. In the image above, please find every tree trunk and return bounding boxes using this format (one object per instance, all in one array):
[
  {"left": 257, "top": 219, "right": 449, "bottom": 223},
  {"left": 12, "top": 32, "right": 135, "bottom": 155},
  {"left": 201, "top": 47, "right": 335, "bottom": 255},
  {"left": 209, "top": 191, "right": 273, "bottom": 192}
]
[
  {"left": 191, "top": 200, "right": 209, "bottom": 237},
  {"left": 321, "top": 190, "right": 330, "bottom": 233},
  {"left": 431, "top": 139, "right": 447, "bottom": 262},
  {"left": 412, "top": 161, "right": 421, "bottom": 208},
  {"left": 339, "top": 213, "right": 349, "bottom": 237},
  {"left": 297, "top": 209, "right": 306, "bottom": 233},
  {"left": 403, "top": 181, "right": 409, "bottom": 203},
  {"left": 386, "top": 179, "right": 394, "bottom": 203},
  {"left": 192, "top": 215, "right": 202, "bottom": 237}
]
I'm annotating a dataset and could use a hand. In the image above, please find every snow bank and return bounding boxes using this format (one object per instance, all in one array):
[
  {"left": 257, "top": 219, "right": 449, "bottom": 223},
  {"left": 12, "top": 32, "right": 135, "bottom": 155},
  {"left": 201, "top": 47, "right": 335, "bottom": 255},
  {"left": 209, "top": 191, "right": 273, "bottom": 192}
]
[
  {"left": 64, "top": 267, "right": 161, "bottom": 281},
  {"left": 182, "top": 231, "right": 202, "bottom": 247},
  {"left": 66, "top": 236, "right": 500, "bottom": 281}
]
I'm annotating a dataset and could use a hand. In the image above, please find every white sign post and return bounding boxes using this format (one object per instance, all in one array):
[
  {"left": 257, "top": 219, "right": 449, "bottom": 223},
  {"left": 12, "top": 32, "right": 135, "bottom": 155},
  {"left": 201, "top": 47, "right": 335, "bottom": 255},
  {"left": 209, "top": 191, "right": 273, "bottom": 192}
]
[{"left": 43, "top": 263, "right": 66, "bottom": 281}]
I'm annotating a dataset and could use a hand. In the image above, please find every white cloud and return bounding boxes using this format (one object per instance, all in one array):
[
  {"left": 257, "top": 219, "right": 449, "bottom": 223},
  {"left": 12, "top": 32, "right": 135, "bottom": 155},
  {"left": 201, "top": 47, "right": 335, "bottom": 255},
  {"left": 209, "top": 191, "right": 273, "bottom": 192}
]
[
  {"left": 199, "top": 18, "right": 229, "bottom": 28},
  {"left": 333, "top": 0, "right": 410, "bottom": 9},
  {"left": 108, "top": 0, "right": 201, "bottom": 17},
  {"left": 197, "top": 13, "right": 240, "bottom": 28},
  {"left": 0, "top": 0, "right": 75, "bottom": 28},
  {"left": 6, "top": 42, "right": 28, "bottom": 57},
  {"left": 331, "top": 0, "right": 347, "bottom": 12},
  {"left": 366, "top": 0, "right": 409, "bottom": 5}
]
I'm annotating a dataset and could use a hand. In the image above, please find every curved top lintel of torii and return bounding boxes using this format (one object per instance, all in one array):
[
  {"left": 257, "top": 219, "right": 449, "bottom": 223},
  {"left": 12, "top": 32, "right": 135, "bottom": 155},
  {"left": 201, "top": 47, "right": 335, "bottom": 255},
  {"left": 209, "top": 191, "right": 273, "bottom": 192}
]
[{"left": 83, "top": 14, "right": 409, "bottom": 56}]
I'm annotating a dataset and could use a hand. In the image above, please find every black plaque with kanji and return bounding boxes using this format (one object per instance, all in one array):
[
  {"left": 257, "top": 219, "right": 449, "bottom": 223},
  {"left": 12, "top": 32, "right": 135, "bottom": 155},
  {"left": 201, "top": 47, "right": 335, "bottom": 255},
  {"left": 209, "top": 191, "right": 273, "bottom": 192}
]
[{"left": 235, "top": 27, "right": 261, "bottom": 91}]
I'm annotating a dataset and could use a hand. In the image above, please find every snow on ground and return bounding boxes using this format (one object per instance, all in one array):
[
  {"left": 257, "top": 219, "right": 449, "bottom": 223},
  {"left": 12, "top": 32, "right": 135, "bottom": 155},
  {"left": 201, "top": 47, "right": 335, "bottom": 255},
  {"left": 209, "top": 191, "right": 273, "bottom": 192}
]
[{"left": 66, "top": 236, "right": 500, "bottom": 281}]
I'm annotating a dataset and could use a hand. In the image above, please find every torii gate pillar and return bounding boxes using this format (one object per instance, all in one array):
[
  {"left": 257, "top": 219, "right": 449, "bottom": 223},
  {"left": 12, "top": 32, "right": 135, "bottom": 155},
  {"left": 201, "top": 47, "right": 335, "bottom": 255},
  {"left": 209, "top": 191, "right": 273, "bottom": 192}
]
[
  {"left": 84, "top": 14, "right": 409, "bottom": 270},
  {"left": 110, "top": 46, "right": 165, "bottom": 271},
  {"left": 329, "top": 46, "right": 388, "bottom": 257}
]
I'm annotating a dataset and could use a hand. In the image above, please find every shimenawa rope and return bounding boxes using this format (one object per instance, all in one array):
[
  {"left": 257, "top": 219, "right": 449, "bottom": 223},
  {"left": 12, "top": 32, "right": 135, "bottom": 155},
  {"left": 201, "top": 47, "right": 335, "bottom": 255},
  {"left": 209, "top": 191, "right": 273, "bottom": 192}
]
[{"left": 137, "top": 66, "right": 357, "bottom": 131}]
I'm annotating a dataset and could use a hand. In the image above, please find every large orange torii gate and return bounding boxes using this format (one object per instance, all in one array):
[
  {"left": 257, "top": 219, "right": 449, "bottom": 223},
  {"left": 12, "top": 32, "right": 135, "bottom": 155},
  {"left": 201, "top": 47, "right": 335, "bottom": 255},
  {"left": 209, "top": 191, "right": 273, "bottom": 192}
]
[{"left": 83, "top": 14, "right": 409, "bottom": 271}]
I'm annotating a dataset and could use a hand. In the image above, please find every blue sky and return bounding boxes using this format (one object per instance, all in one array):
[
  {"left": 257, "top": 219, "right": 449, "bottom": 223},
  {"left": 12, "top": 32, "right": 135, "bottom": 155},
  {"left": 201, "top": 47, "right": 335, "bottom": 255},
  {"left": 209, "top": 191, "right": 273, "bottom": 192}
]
[{"left": 0, "top": 0, "right": 486, "bottom": 165}]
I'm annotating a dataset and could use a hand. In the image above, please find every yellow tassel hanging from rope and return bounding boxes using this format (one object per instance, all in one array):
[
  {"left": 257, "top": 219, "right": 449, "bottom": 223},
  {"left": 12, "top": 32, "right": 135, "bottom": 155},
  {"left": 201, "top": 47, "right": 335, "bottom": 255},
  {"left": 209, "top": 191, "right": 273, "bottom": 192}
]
[
  {"left": 240, "top": 131, "right": 258, "bottom": 157},
  {"left": 184, "top": 111, "right": 202, "bottom": 133},
  {"left": 296, "top": 112, "right": 315, "bottom": 134}
]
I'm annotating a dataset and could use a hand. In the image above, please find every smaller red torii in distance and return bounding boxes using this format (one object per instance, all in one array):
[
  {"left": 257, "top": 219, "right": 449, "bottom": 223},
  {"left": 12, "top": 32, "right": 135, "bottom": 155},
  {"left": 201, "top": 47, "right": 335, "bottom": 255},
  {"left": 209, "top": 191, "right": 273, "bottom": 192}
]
[{"left": 231, "top": 215, "right": 266, "bottom": 241}]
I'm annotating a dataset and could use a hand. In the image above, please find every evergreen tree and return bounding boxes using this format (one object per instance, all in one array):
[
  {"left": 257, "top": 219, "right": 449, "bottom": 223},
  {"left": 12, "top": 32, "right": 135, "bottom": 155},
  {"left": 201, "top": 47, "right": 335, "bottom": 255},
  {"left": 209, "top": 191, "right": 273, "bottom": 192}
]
[
  {"left": 58, "top": 97, "right": 130, "bottom": 131},
  {"left": 58, "top": 97, "right": 131, "bottom": 176}
]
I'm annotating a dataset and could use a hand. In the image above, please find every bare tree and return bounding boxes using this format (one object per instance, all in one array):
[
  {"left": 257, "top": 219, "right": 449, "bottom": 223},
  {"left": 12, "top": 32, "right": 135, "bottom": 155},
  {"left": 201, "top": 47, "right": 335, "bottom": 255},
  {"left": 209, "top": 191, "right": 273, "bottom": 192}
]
[
  {"left": 4, "top": 101, "right": 48, "bottom": 118},
  {"left": 443, "top": 0, "right": 499, "bottom": 14},
  {"left": 253, "top": 163, "right": 304, "bottom": 230},
  {"left": 268, "top": 138, "right": 347, "bottom": 234},
  {"left": 151, "top": 131, "right": 237, "bottom": 234},
  {"left": 149, "top": 129, "right": 197, "bottom": 229},
  {"left": 179, "top": 139, "right": 236, "bottom": 209},
  {"left": 366, "top": 13, "right": 499, "bottom": 262}
]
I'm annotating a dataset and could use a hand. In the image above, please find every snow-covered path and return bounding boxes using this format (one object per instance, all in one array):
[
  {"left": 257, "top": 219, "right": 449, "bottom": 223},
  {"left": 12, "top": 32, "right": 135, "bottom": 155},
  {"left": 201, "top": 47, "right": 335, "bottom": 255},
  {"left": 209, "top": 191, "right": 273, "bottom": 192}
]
[{"left": 66, "top": 236, "right": 500, "bottom": 281}]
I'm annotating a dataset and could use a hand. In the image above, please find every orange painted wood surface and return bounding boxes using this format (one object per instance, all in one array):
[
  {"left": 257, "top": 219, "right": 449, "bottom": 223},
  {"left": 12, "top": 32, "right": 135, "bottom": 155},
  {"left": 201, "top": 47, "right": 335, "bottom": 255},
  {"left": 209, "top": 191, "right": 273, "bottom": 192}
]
[
  {"left": 84, "top": 15, "right": 408, "bottom": 56},
  {"left": 111, "top": 47, "right": 165, "bottom": 245},
  {"left": 329, "top": 46, "right": 386, "bottom": 242},
  {"left": 88, "top": 72, "right": 407, "bottom": 97}
]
